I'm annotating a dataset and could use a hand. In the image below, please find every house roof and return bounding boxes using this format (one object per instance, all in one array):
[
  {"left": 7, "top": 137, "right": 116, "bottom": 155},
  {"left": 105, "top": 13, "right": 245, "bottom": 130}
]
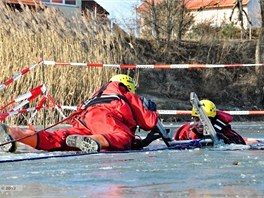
[
  {"left": 186, "top": 0, "right": 249, "bottom": 10},
  {"left": 137, "top": 0, "right": 250, "bottom": 12},
  {"left": 3, "top": 0, "right": 42, "bottom": 6}
]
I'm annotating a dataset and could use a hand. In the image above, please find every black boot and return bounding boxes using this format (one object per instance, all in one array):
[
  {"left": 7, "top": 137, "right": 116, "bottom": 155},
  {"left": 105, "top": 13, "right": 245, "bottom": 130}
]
[{"left": 0, "top": 124, "right": 17, "bottom": 153}]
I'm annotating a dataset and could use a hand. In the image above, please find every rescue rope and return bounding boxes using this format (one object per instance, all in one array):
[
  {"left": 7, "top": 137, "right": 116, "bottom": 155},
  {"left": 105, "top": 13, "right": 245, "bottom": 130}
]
[
  {"left": 0, "top": 112, "right": 77, "bottom": 148},
  {"left": 0, "top": 144, "right": 197, "bottom": 164}
]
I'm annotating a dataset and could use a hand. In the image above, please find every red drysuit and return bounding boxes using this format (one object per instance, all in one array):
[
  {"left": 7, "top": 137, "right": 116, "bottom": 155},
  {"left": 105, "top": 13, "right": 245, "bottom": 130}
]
[
  {"left": 174, "top": 110, "right": 246, "bottom": 145},
  {"left": 37, "top": 82, "right": 158, "bottom": 151}
]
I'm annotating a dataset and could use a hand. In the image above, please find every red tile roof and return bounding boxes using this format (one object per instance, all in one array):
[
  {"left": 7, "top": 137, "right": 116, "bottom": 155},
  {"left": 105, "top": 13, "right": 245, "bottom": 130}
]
[
  {"left": 137, "top": 0, "right": 250, "bottom": 12},
  {"left": 3, "top": 0, "right": 42, "bottom": 6},
  {"left": 185, "top": 0, "right": 249, "bottom": 10}
]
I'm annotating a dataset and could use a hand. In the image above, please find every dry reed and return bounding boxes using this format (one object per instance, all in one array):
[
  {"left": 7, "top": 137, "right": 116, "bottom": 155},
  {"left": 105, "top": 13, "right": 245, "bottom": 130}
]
[{"left": 0, "top": 3, "right": 138, "bottom": 126}]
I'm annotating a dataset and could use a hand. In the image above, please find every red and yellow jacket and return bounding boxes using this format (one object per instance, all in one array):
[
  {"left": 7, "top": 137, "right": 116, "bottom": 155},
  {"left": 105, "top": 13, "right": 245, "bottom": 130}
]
[{"left": 174, "top": 110, "right": 246, "bottom": 145}]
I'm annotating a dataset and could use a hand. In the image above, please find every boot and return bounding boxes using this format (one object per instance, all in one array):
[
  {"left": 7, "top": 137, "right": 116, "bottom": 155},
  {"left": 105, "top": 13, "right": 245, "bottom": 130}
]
[
  {"left": 0, "top": 124, "right": 17, "bottom": 153},
  {"left": 66, "top": 135, "right": 101, "bottom": 153}
]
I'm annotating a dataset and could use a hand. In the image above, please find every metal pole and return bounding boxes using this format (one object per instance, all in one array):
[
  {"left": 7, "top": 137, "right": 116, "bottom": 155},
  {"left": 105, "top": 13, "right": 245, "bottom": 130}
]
[{"left": 41, "top": 55, "right": 46, "bottom": 128}]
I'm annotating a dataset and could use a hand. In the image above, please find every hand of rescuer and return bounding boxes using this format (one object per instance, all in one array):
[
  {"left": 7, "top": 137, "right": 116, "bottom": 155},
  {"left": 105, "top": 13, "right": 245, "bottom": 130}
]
[
  {"left": 133, "top": 97, "right": 158, "bottom": 147},
  {"left": 131, "top": 129, "right": 161, "bottom": 150},
  {"left": 141, "top": 127, "right": 161, "bottom": 147},
  {"left": 147, "top": 99, "right": 157, "bottom": 111}
]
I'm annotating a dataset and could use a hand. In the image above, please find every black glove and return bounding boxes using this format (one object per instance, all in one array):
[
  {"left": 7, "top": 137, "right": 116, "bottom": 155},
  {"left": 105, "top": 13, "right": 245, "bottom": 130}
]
[
  {"left": 142, "top": 130, "right": 161, "bottom": 147},
  {"left": 131, "top": 137, "right": 144, "bottom": 150},
  {"left": 146, "top": 99, "right": 157, "bottom": 111}
]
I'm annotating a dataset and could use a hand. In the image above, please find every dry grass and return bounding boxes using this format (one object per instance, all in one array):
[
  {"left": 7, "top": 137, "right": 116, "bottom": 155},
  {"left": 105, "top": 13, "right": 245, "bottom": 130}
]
[
  {"left": 0, "top": 3, "right": 138, "bottom": 125},
  {"left": 0, "top": 3, "right": 261, "bottom": 126}
]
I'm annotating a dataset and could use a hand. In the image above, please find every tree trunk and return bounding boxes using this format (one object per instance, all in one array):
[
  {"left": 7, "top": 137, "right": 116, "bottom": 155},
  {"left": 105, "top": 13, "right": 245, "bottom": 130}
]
[
  {"left": 255, "top": 0, "right": 264, "bottom": 107},
  {"left": 255, "top": 0, "right": 264, "bottom": 67}
]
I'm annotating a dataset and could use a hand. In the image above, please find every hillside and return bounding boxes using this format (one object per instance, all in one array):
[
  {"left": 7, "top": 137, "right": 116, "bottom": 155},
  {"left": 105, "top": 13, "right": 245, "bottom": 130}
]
[{"left": 134, "top": 39, "right": 264, "bottom": 122}]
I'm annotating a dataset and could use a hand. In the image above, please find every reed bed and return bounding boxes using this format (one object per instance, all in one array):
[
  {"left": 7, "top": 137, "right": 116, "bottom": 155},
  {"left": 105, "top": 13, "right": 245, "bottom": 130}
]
[
  {"left": 0, "top": 3, "right": 259, "bottom": 126},
  {"left": 0, "top": 3, "right": 139, "bottom": 125}
]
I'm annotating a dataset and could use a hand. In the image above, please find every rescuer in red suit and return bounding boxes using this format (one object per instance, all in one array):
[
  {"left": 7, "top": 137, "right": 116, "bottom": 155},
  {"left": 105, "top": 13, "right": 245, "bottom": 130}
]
[
  {"left": 0, "top": 74, "right": 159, "bottom": 153},
  {"left": 174, "top": 99, "right": 246, "bottom": 145}
]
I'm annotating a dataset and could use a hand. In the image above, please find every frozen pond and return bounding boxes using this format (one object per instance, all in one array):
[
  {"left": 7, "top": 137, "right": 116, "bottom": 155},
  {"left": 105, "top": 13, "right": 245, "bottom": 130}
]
[{"left": 0, "top": 122, "right": 264, "bottom": 198}]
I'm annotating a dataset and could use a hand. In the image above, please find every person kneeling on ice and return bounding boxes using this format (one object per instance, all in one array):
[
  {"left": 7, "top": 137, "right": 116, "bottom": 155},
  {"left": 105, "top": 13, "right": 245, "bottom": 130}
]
[
  {"left": 174, "top": 99, "right": 246, "bottom": 145},
  {"left": 0, "top": 74, "right": 159, "bottom": 153}
]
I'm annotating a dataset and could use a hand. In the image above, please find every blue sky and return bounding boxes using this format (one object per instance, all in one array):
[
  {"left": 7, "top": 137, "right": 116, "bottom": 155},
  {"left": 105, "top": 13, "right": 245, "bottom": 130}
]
[{"left": 95, "top": 0, "right": 142, "bottom": 32}]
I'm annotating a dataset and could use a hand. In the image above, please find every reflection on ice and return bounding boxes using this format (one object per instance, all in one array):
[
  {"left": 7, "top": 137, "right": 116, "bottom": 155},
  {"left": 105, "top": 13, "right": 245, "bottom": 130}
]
[
  {"left": 211, "top": 143, "right": 251, "bottom": 151},
  {"left": 0, "top": 122, "right": 263, "bottom": 197}
]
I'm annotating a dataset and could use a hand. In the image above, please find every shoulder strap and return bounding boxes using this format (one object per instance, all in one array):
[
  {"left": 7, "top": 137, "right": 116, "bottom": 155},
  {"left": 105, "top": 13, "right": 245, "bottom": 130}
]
[
  {"left": 212, "top": 118, "right": 227, "bottom": 133},
  {"left": 82, "top": 83, "right": 110, "bottom": 109},
  {"left": 96, "top": 83, "right": 110, "bottom": 98},
  {"left": 82, "top": 82, "right": 132, "bottom": 110}
]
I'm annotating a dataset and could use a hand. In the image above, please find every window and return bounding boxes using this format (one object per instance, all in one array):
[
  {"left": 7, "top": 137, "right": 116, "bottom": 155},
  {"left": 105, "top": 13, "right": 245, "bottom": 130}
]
[
  {"left": 41, "top": 0, "right": 76, "bottom": 6},
  {"left": 65, "top": 0, "right": 76, "bottom": 5},
  {"left": 52, "top": 0, "right": 63, "bottom": 3}
]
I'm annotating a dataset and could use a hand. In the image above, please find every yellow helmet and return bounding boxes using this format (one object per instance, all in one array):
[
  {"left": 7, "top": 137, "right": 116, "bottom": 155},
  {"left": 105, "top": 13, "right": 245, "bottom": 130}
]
[
  {"left": 191, "top": 99, "right": 216, "bottom": 118},
  {"left": 110, "top": 74, "right": 136, "bottom": 94}
]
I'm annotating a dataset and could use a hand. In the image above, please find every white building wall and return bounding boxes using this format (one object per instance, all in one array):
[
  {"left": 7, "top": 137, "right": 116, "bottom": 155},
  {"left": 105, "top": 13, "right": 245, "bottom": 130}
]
[
  {"left": 41, "top": 0, "right": 82, "bottom": 17},
  {"left": 247, "top": 0, "right": 262, "bottom": 28},
  {"left": 189, "top": 0, "right": 261, "bottom": 29}
]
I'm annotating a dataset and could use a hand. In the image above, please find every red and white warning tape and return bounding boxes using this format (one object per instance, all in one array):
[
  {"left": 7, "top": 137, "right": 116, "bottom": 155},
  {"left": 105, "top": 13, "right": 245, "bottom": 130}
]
[
  {"left": 158, "top": 110, "right": 264, "bottom": 115},
  {"left": 0, "top": 60, "right": 43, "bottom": 91},
  {"left": 61, "top": 105, "right": 77, "bottom": 111},
  {"left": 2, "top": 60, "right": 264, "bottom": 122},
  {"left": 0, "top": 94, "right": 66, "bottom": 121},
  {"left": 43, "top": 60, "right": 264, "bottom": 69},
  {"left": 158, "top": 110, "right": 191, "bottom": 115},
  {"left": 0, "top": 84, "right": 46, "bottom": 111},
  {"left": 46, "top": 94, "right": 66, "bottom": 119},
  {"left": 3, "top": 107, "right": 262, "bottom": 121},
  {"left": 0, "top": 108, "right": 37, "bottom": 121},
  {"left": 60, "top": 106, "right": 264, "bottom": 116},
  {"left": 0, "top": 96, "right": 47, "bottom": 121}
]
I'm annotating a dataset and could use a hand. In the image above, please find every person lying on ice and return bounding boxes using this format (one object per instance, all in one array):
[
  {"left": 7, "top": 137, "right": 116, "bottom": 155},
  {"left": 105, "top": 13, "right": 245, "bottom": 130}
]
[
  {"left": 173, "top": 99, "right": 256, "bottom": 145},
  {"left": 0, "top": 74, "right": 159, "bottom": 153}
]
